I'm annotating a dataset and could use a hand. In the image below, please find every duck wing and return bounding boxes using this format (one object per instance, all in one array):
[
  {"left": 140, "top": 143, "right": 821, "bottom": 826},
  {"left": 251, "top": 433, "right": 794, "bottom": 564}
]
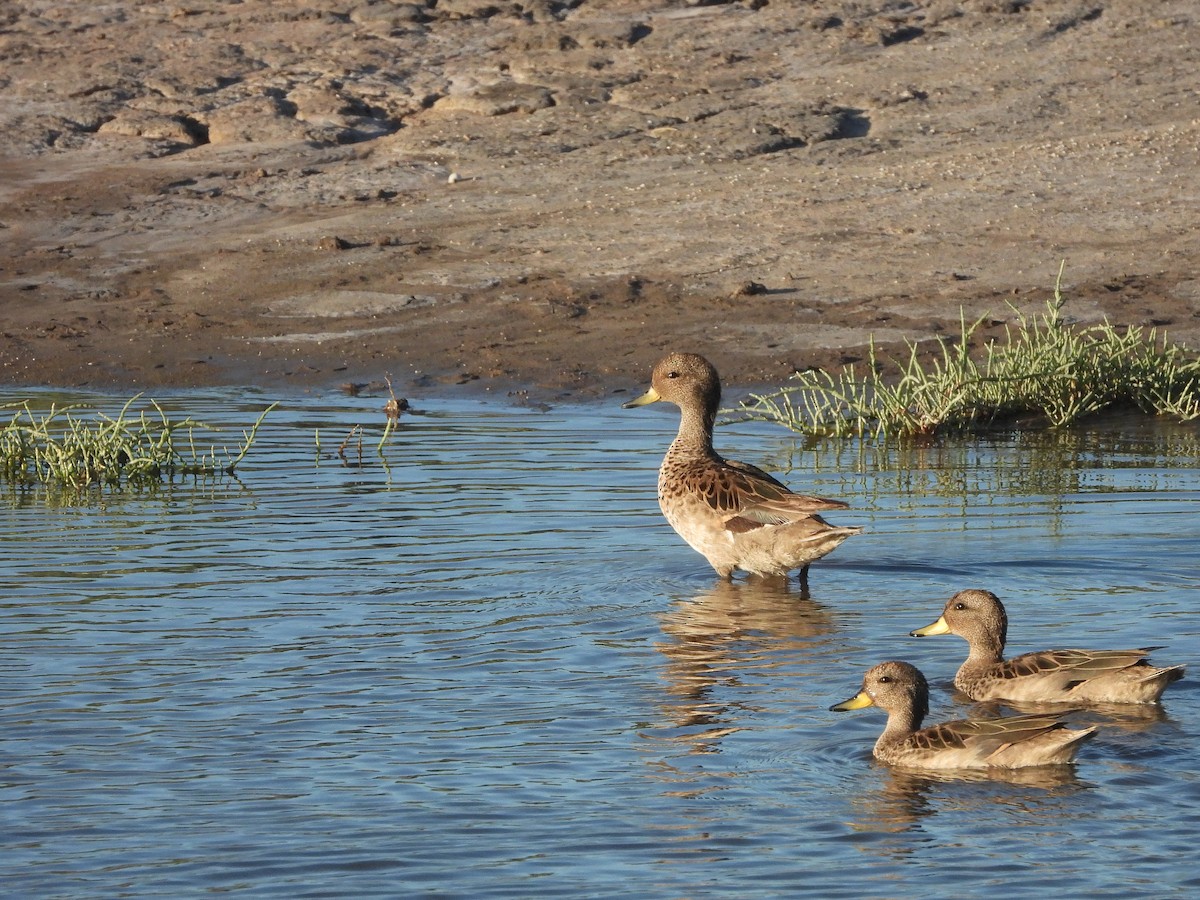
[
  {"left": 717, "top": 459, "right": 848, "bottom": 532},
  {"left": 916, "top": 713, "right": 1067, "bottom": 756},
  {"left": 1002, "top": 648, "right": 1159, "bottom": 684}
]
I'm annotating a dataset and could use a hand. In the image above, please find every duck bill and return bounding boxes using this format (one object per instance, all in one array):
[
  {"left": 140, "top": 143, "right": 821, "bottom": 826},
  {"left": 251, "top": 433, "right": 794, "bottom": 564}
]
[
  {"left": 910, "top": 615, "right": 951, "bottom": 637},
  {"left": 622, "top": 387, "right": 661, "bottom": 408},
  {"left": 830, "top": 690, "right": 875, "bottom": 712}
]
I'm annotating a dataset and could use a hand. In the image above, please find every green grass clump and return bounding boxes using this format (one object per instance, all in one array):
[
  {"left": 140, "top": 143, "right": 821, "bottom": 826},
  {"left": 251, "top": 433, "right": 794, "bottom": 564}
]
[
  {"left": 739, "top": 267, "right": 1200, "bottom": 439},
  {"left": 0, "top": 396, "right": 276, "bottom": 490}
]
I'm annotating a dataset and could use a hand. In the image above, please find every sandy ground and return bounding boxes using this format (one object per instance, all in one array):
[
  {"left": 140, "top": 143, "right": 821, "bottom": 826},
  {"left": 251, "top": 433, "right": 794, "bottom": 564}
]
[{"left": 2, "top": 0, "right": 1198, "bottom": 403}]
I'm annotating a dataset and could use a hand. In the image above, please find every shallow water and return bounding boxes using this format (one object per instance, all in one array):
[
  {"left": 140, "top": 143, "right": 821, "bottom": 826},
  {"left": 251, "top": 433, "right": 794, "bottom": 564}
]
[{"left": 2, "top": 389, "right": 1198, "bottom": 898}]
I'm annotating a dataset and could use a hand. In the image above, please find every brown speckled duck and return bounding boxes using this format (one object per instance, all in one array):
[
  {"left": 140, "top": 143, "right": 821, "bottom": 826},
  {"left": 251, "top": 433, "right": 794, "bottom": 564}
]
[
  {"left": 911, "top": 589, "right": 1186, "bottom": 704},
  {"left": 623, "top": 352, "right": 860, "bottom": 579},
  {"left": 831, "top": 660, "right": 1097, "bottom": 769}
]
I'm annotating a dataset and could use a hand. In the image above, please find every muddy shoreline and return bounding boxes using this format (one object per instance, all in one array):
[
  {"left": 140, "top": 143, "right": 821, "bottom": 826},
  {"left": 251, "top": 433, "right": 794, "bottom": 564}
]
[{"left": 2, "top": 1, "right": 1198, "bottom": 403}]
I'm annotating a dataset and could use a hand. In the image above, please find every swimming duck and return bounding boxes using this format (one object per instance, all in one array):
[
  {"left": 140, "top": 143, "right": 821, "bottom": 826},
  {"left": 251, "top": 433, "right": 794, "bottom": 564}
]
[
  {"left": 623, "top": 352, "right": 859, "bottom": 579},
  {"left": 830, "top": 660, "right": 1097, "bottom": 769},
  {"left": 910, "top": 589, "right": 1185, "bottom": 704}
]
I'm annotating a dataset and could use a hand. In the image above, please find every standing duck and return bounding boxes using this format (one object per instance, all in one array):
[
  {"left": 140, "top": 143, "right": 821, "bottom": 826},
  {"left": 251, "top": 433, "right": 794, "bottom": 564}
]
[
  {"left": 830, "top": 660, "right": 1097, "bottom": 769},
  {"left": 624, "top": 352, "right": 859, "bottom": 579},
  {"left": 910, "top": 589, "right": 1185, "bottom": 704}
]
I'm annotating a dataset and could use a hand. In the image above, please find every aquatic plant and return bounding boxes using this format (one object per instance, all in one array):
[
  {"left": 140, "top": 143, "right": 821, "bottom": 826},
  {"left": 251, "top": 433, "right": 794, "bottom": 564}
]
[
  {"left": 315, "top": 377, "right": 405, "bottom": 468},
  {"left": 739, "top": 266, "right": 1200, "bottom": 439},
  {"left": 0, "top": 395, "right": 276, "bottom": 490}
]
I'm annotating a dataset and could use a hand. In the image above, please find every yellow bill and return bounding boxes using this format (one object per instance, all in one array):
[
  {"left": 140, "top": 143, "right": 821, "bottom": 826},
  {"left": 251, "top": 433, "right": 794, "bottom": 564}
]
[
  {"left": 830, "top": 690, "right": 875, "bottom": 712},
  {"left": 910, "top": 615, "right": 951, "bottom": 637},
  {"left": 622, "top": 387, "right": 661, "bottom": 408}
]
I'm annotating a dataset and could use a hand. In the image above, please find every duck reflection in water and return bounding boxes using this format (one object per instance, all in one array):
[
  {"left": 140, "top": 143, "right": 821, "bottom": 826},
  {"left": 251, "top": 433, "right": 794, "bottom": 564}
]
[
  {"left": 844, "top": 764, "right": 1090, "bottom": 843},
  {"left": 650, "top": 576, "right": 835, "bottom": 755}
]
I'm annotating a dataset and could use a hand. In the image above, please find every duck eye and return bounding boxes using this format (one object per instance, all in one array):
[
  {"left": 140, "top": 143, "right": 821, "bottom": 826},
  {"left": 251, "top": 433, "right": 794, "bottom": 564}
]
[
  {"left": 954, "top": 603, "right": 966, "bottom": 610},
  {"left": 666, "top": 371, "right": 680, "bottom": 379},
  {"left": 878, "top": 676, "right": 891, "bottom": 684}
]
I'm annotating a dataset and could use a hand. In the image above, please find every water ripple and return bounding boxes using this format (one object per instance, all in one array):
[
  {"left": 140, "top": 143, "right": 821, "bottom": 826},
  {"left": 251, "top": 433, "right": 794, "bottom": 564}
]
[{"left": 1, "top": 391, "right": 1198, "bottom": 897}]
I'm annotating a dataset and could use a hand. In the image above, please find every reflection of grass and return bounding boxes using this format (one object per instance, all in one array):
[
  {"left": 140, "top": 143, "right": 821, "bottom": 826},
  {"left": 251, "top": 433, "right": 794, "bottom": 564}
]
[
  {"left": 740, "top": 265, "right": 1200, "bottom": 439},
  {"left": 1, "top": 396, "right": 276, "bottom": 491},
  {"left": 757, "top": 421, "right": 1200, "bottom": 511}
]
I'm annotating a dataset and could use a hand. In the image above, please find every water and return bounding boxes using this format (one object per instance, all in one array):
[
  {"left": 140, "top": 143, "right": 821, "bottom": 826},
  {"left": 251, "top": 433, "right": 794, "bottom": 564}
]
[{"left": 2, "top": 389, "right": 1198, "bottom": 898}]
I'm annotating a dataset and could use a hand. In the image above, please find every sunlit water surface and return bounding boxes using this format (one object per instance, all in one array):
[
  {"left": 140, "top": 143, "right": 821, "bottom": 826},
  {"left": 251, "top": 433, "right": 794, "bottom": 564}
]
[{"left": 2, "top": 389, "right": 1198, "bottom": 898}]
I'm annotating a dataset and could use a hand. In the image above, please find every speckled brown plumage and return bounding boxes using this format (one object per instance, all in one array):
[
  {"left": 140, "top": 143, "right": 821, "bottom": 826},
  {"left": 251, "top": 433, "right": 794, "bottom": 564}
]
[
  {"left": 624, "top": 352, "right": 859, "bottom": 579},
  {"left": 830, "top": 660, "right": 1097, "bottom": 769},
  {"left": 910, "top": 589, "right": 1185, "bottom": 704}
]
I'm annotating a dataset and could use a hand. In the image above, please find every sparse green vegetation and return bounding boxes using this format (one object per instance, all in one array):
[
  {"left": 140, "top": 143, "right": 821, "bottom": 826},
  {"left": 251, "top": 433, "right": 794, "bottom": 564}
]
[
  {"left": 739, "top": 266, "right": 1200, "bottom": 439},
  {"left": 314, "top": 377, "right": 405, "bottom": 468},
  {"left": 0, "top": 395, "right": 276, "bottom": 490}
]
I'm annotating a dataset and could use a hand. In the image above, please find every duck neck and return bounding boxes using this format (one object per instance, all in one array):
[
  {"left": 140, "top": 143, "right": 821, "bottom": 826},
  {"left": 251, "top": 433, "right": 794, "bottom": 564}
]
[
  {"left": 669, "top": 395, "right": 717, "bottom": 458},
  {"left": 876, "top": 705, "right": 922, "bottom": 753},
  {"left": 965, "top": 630, "right": 1005, "bottom": 667}
]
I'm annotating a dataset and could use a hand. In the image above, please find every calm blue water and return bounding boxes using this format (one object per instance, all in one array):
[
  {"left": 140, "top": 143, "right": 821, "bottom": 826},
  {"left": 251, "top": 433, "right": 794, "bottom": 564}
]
[{"left": 2, "top": 389, "right": 1198, "bottom": 898}]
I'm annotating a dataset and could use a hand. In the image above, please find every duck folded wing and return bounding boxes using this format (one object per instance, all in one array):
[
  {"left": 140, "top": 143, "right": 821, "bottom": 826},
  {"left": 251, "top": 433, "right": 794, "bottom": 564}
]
[
  {"left": 1003, "top": 647, "right": 1162, "bottom": 683},
  {"left": 717, "top": 461, "right": 849, "bottom": 514},
  {"left": 917, "top": 714, "right": 1068, "bottom": 755}
]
